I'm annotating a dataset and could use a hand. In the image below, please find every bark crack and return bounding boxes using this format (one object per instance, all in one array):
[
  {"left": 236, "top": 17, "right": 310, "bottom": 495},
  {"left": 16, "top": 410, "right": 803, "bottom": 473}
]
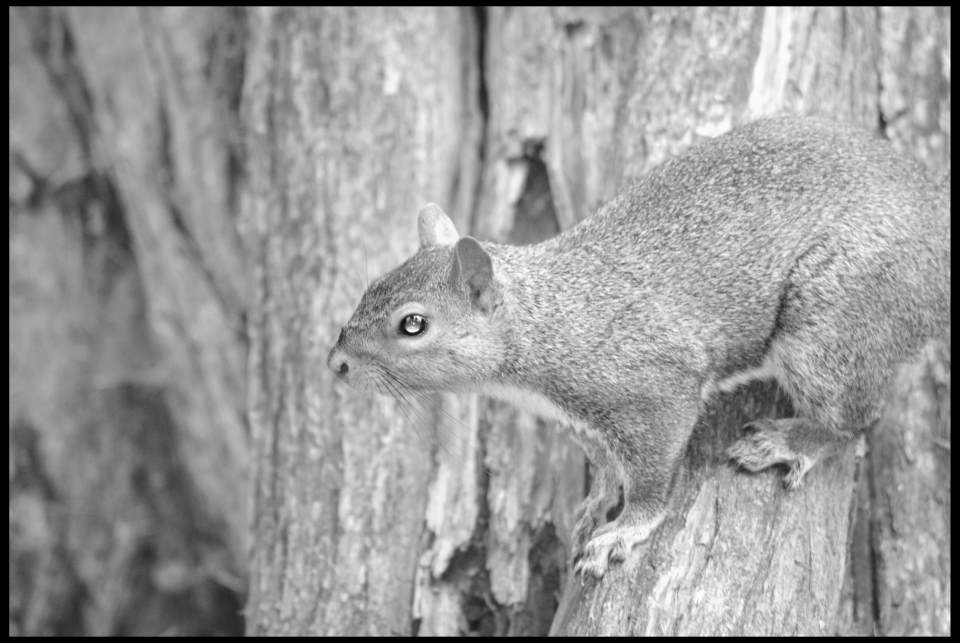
[
  {"left": 865, "top": 439, "right": 882, "bottom": 631},
  {"left": 874, "top": 7, "right": 888, "bottom": 138}
]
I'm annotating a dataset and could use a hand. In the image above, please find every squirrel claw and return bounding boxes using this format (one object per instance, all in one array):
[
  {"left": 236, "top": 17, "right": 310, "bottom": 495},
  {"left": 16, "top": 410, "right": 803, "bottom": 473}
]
[
  {"left": 571, "top": 490, "right": 623, "bottom": 562},
  {"left": 782, "top": 455, "right": 814, "bottom": 489},
  {"left": 574, "top": 529, "right": 626, "bottom": 578}
]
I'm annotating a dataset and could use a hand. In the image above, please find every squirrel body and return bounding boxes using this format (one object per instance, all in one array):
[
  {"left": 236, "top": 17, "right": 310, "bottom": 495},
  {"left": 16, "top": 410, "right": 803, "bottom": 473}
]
[{"left": 329, "top": 116, "right": 950, "bottom": 577}]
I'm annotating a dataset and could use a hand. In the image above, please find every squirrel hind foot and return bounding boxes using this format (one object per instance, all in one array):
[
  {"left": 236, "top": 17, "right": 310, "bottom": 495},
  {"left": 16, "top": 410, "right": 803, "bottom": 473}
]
[
  {"left": 727, "top": 419, "right": 796, "bottom": 470},
  {"left": 727, "top": 418, "right": 821, "bottom": 488}
]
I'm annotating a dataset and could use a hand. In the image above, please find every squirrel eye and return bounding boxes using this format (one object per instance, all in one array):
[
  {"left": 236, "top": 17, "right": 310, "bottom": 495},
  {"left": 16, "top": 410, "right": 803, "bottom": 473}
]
[{"left": 399, "top": 313, "right": 427, "bottom": 336}]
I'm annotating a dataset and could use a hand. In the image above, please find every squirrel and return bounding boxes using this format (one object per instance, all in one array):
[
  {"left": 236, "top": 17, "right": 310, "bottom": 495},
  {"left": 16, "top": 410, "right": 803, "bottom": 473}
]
[{"left": 327, "top": 115, "right": 951, "bottom": 578}]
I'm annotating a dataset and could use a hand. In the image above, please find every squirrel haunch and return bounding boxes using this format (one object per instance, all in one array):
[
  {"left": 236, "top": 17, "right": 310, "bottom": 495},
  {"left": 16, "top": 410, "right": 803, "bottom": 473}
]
[{"left": 328, "top": 115, "right": 951, "bottom": 578}]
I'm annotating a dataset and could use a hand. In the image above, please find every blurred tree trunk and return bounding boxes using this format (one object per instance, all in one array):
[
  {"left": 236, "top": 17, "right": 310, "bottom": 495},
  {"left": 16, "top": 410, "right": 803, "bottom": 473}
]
[
  {"left": 10, "top": 6, "right": 249, "bottom": 635},
  {"left": 9, "top": 5, "right": 950, "bottom": 637}
]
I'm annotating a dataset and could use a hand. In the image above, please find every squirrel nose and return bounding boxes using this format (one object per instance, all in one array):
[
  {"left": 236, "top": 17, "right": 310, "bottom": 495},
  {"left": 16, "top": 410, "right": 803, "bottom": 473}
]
[{"left": 327, "top": 340, "right": 350, "bottom": 378}]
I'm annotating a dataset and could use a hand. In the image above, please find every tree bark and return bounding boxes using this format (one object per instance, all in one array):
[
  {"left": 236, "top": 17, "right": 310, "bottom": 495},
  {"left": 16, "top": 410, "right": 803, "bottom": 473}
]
[
  {"left": 9, "top": 5, "right": 950, "bottom": 637},
  {"left": 240, "top": 6, "right": 486, "bottom": 635}
]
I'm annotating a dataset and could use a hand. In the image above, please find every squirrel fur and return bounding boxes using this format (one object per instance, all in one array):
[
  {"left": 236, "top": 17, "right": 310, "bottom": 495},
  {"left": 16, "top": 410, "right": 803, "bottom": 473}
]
[{"left": 328, "top": 115, "right": 951, "bottom": 578}]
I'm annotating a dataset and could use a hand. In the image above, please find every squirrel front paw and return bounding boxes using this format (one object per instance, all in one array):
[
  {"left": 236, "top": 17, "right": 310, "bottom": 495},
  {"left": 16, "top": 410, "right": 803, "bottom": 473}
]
[
  {"left": 571, "top": 485, "right": 623, "bottom": 562},
  {"left": 573, "top": 509, "right": 664, "bottom": 578}
]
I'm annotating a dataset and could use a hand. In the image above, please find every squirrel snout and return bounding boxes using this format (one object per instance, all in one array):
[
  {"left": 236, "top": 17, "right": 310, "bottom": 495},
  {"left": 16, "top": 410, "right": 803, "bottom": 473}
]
[{"left": 327, "top": 342, "right": 350, "bottom": 378}]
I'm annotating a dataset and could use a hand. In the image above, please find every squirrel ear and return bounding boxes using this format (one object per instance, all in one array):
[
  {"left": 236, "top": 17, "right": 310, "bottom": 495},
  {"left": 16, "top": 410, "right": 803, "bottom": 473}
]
[
  {"left": 418, "top": 203, "right": 459, "bottom": 248},
  {"left": 452, "top": 237, "right": 500, "bottom": 314}
]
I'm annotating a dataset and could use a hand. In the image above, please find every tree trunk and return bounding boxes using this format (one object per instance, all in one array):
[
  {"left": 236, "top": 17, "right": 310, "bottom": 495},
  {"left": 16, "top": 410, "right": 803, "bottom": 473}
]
[
  {"left": 10, "top": 6, "right": 249, "bottom": 635},
  {"left": 240, "top": 6, "right": 488, "bottom": 636},
  {"left": 9, "top": 6, "right": 950, "bottom": 636}
]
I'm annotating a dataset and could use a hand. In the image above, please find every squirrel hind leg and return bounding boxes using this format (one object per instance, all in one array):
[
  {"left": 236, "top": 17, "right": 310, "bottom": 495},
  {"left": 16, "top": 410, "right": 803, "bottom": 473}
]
[{"left": 730, "top": 259, "right": 924, "bottom": 486}]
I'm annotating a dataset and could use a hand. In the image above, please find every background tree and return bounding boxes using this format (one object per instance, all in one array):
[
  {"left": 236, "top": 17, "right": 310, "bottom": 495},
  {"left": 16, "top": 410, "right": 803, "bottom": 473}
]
[{"left": 9, "top": 6, "right": 949, "bottom": 636}]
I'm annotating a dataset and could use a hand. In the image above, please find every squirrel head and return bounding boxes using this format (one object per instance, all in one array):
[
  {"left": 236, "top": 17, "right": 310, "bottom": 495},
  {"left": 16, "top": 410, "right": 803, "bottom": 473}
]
[{"left": 328, "top": 204, "right": 508, "bottom": 395}]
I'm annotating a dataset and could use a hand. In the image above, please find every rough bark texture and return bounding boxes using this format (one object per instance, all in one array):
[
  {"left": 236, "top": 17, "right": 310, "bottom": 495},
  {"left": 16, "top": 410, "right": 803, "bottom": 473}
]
[
  {"left": 240, "top": 7, "right": 485, "bottom": 635},
  {"left": 9, "top": 6, "right": 950, "bottom": 637}
]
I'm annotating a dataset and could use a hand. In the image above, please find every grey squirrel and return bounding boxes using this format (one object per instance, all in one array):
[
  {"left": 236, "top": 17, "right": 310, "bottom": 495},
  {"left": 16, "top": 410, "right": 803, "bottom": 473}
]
[{"left": 327, "top": 116, "right": 951, "bottom": 578}]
